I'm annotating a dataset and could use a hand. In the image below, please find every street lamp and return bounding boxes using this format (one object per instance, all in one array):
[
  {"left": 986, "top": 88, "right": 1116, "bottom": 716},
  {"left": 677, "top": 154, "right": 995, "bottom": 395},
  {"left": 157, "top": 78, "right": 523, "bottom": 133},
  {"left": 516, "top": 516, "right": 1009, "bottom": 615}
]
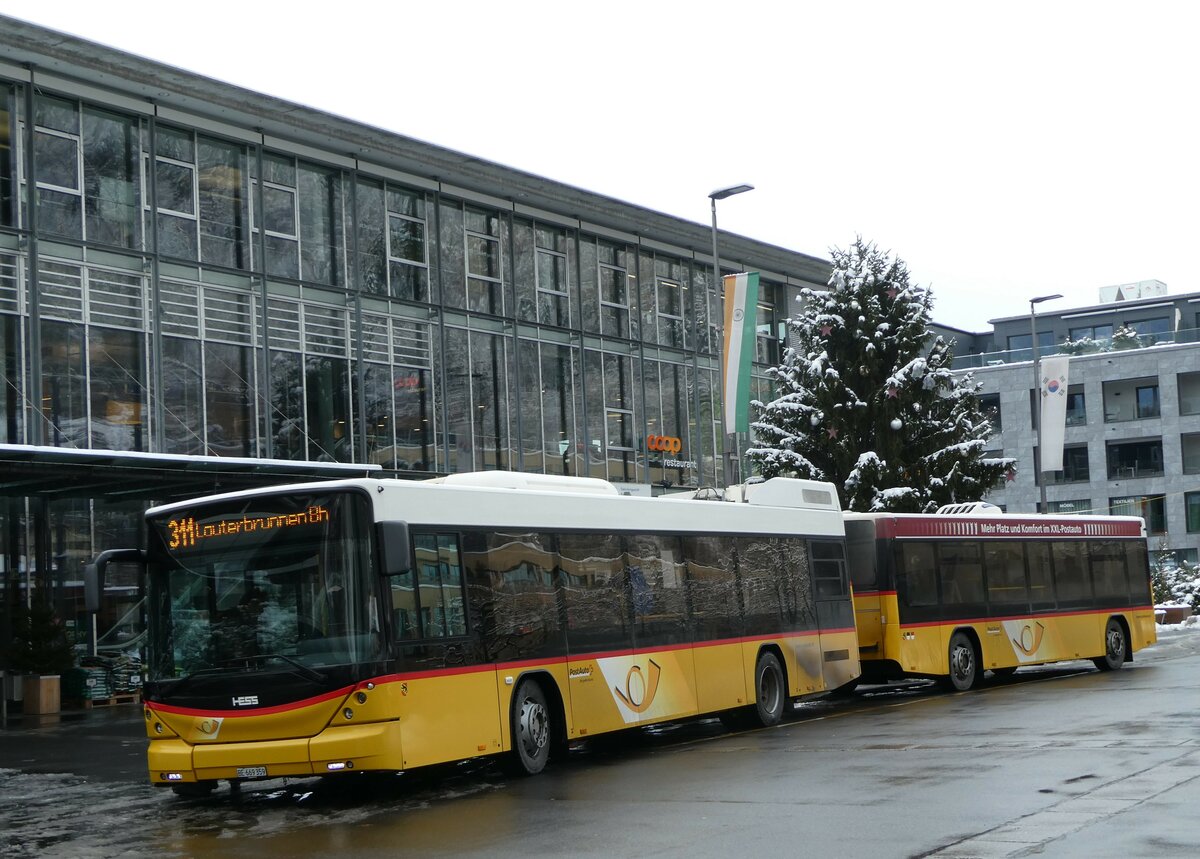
[
  {"left": 709, "top": 183, "right": 754, "bottom": 488},
  {"left": 1030, "top": 293, "right": 1063, "bottom": 514}
]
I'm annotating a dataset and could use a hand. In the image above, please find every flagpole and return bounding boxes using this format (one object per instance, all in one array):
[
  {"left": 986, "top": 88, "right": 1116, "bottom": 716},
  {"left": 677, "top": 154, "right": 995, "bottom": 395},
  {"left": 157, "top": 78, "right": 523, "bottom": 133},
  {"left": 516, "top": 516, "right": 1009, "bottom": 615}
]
[{"left": 709, "top": 184, "right": 754, "bottom": 488}]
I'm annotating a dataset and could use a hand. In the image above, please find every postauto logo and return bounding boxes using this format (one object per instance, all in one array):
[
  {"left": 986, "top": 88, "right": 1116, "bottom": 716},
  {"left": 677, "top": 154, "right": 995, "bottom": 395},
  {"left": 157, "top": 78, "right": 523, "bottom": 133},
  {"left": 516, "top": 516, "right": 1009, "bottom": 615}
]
[{"left": 646, "top": 434, "right": 683, "bottom": 454}]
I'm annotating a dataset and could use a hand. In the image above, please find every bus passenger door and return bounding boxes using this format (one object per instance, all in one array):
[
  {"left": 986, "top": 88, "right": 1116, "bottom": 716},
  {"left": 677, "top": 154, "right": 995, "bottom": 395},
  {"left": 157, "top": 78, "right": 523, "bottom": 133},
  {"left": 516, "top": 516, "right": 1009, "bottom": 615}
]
[{"left": 812, "top": 541, "right": 860, "bottom": 691}]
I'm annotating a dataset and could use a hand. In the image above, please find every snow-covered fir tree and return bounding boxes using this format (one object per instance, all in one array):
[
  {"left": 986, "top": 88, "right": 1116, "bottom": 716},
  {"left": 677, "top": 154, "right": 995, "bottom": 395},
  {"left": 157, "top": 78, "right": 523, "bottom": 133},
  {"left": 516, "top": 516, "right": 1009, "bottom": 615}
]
[{"left": 746, "top": 238, "right": 1014, "bottom": 512}]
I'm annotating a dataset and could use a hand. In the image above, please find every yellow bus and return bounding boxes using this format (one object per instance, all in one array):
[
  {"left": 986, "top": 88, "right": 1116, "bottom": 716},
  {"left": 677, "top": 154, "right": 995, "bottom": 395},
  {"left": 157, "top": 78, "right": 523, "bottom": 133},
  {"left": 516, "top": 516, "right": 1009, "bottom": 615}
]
[
  {"left": 88, "top": 472, "right": 858, "bottom": 794},
  {"left": 845, "top": 504, "right": 1157, "bottom": 691}
]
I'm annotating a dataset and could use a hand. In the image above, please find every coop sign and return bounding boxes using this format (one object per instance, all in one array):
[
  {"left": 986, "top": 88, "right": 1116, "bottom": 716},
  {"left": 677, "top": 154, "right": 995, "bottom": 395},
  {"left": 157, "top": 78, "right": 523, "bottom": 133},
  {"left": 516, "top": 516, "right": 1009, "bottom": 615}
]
[
  {"left": 165, "top": 505, "right": 331, "bottom": 551},
  {"left": 645, "top": 435, "right": 696, "bottom": 469}
]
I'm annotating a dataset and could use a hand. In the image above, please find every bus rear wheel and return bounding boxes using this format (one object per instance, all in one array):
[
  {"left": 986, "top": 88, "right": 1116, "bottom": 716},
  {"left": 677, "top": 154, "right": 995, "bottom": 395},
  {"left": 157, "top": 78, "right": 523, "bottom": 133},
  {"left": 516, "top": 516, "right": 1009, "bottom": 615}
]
[
  {"left": 751, "top": 651, "right": 786, "bottom": 727},
  {"left": 1093, "top": 619, "right": 1127, "bottom": 671},
  {"left": 944, "top": 632, "right": 980, "bottom": 692},
  {"left": 506, "top": 679, "right": 552, "bottom": 776}
]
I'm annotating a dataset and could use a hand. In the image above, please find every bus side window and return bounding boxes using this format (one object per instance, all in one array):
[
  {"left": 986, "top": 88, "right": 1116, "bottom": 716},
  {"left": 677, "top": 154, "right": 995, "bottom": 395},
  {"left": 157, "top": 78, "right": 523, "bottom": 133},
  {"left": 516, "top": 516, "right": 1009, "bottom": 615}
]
[
  {"left": 899, "top": 543, "right": 937, "bottom": 607},
  {"left": 403, "top": 532, "right": 467, "bottom": 639},
  {"left": 812, "top": 541, "right": 848, "bottom": 599}
]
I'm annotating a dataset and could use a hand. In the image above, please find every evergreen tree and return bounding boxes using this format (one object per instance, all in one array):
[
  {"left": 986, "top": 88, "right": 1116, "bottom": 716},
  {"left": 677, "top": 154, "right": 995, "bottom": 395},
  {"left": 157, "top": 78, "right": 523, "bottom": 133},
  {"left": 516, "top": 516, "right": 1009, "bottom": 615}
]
[{"left": 747, "top": 238, "right": 1014, "bottom": 512}]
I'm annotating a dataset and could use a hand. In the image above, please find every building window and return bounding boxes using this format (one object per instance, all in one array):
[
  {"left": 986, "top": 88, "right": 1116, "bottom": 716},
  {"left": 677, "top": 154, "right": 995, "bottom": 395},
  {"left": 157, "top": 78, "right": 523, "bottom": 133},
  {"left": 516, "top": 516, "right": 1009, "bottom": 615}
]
[
  {"left": 535, "top": 226, "right": 570, "bottom": 327},
  {"left": 1187, "top": 492, "right": 1200, "bottom": 534},
  {"left": 1131, "top": 316, "right": 1171, "bottom": 345},
  {"left": 1111, "top": 495, "right": 1165, "bottom": 534},
  {"left": 1065, "top": 388, "right": 1086, "bottom": 426},
  {"left": 1047, "top": 499, "right": 1093, "bottom": 514},
  {"left": 1068, "top": 323, "right": 1113, "bottom": 344},
  {"left": 29, "top": 95, "right": 140, "bottom": 247},
  {"left": 1135, "top": 384, "right": 1160, "bottom": 419},
  {"left": 517, "top": 339, "right": 579, "bottom": 477},
  {"left": 656, "top": 278, "right": 686, "bottom": 348},
  {"left": 755, "top": 285, "right": 780, "bottom": 365},
  {"left": 1006, "top": 330, "right": 1055, "bottom": 361},
  {"left": 387, "top": 186, "right": 428, "bottom": 301},
  {"left": 252, "top": 154, "right": 300, "bottom": 279},
  {"left": 465, "top": 207, "right": 505, "bottom": 315},
  {"left": 1178, "top": 372, "right": 1200, "bottom": 416},
  {"left": 979, "top": 393, "right": 1002, "bottom": 433},
  {"left": 1103, "top": 376, "right": 1159, "bottom": 422},
  {"left": 1183, "top": 433, "right": 1200, "bottom": 475},
  {"left": 1106, "top": 439, "right": 1163, "bottom": 480},
  {"left": 0, "top": 86, "right": 13, "bottom": 227},
  {"left": 599, "top": 243, "right": 631, "bottom": 339},
  {"left": 1039, "top": 444, "right": 1089, "bottom": 484}
]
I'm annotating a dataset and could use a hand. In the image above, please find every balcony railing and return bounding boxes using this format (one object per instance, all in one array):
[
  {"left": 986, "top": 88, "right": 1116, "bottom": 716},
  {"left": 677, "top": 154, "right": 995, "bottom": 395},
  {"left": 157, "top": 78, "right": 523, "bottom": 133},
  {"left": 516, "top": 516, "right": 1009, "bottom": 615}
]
[
  {"left": 1107, "top": 463, "right": 1165, "bottom": 480},
  {"left": 952, "top": 326, "right": 1200, "bottom": 370}
]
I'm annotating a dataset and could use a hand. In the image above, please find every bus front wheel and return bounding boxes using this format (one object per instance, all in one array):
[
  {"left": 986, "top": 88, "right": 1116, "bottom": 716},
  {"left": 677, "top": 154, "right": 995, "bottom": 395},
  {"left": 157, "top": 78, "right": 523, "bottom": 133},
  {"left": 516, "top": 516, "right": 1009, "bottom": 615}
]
[
  {"left": 1093, "top": 619, "right": 1127, "bottom": 672},
  {"left": 751, "top": 651, "right": 786, "bottom": 727},
  {"left": 506, "top": 679, "right": 552, "bottom": 776},
  {"left": 944, "top": 632, "right": 980, "bottom": 692}
]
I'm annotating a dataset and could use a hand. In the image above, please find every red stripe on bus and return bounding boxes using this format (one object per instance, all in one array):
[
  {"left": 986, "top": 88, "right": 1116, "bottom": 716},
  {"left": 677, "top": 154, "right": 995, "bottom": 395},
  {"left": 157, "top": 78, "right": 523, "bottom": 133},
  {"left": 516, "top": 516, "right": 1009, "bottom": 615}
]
[
  {"left": 149, "top": 686, "right": 354, "bottom": 717},
  {"left": 147, "top": 629, "right": 857, "bottom": 717},
  {"left": 854, "top": 590, "right": 897, "bottom": 598}
]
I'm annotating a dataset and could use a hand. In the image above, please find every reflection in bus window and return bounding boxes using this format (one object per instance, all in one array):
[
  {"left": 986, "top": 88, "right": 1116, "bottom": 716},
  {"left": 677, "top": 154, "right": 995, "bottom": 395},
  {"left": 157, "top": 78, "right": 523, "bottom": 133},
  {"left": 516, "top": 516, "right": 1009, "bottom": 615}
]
[
  {"left": 900, "top": 543, "right": 937, "bottom": 607},
  {"left": 984, "top": 542, "right": 1028, "bottom": 604},
  {"left": 1052, "top": 541, "right": 1092, "bottom": 604},
  {"left": 939, "top": 542, "right": 984, "bottom": 605}
]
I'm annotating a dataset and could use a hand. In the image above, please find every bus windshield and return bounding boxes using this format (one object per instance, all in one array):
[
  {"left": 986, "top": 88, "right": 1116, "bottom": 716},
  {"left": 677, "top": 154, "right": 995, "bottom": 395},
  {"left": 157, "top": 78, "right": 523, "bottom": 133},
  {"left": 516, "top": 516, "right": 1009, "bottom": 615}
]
[{"left": 145, "top": 490, "right": 381, "bottom": 682}]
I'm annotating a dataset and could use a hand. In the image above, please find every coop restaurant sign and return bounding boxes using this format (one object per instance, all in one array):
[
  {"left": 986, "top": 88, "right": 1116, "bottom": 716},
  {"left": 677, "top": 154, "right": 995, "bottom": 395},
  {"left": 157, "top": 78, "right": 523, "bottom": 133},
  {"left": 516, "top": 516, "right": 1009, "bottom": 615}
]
[{"left": 646, "top": 435, "right": 696, "bottom": 469}]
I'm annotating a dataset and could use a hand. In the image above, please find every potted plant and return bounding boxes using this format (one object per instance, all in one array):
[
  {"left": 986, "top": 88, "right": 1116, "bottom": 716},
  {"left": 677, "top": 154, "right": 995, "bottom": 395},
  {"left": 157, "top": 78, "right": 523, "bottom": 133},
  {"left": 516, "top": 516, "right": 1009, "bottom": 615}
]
[{"left": 3, "top": 599, "right": 75, "bottom": 715}]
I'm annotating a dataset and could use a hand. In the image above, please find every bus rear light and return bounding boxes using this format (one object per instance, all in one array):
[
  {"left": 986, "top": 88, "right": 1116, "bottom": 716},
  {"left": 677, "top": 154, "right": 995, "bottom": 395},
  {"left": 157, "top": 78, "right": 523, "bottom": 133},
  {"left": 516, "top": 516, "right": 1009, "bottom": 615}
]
[
  {"left": 164, "top": 772, "right": 183, "bottom": 781},
  {"left": 154, "top": 723, "right": 163, "bottom": 734},
  {"left": 355, "top": 692, "right": 367, "bottom": 704},
  {"left": 326, "top": 762, "right": 346, "bottom": 771}
]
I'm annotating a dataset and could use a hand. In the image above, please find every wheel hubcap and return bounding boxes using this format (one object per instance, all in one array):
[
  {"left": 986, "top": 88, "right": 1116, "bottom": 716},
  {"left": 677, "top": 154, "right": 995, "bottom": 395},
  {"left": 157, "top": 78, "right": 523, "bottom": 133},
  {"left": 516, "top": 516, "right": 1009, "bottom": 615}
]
[
  {"left": 952, "top": 645, "right": 973, "bottom": 682},
  {"left": 760, "top": 668, "right": 780, "bottom": 712},
  {"left": 518, "top": 698, "right": 548, "bottom": 756},
  {"left": 1107, "top": 627, "right": 1124, "bottom": 660}
]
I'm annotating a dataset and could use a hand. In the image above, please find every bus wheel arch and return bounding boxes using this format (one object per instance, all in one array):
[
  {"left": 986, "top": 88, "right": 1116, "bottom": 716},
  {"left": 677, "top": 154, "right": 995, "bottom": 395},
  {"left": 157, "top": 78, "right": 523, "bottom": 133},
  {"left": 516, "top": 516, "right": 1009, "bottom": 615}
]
[
  {"left": 942, "top": 628, "right": 982, "bottom": 692},
  {"left": 751, "top": 646, "right": 788, "bottom": 727},
  {"left": 1093, "top": 616, "right": 1129, "bottom": 672},
  {"left": 504, "top": 672, "right": 564, "bottom": 776}
]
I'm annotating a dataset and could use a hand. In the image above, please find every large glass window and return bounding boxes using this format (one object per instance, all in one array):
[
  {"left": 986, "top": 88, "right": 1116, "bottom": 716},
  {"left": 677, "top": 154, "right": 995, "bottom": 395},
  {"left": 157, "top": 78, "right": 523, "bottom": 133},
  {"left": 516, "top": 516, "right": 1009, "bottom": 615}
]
[
  {"left": 444, "top": 327, "right": 511, "bottom": 472},
  {"left": 252, "top": 153, "right": 300, "bottom": 279},
  {"left": 517, "top": 340, "right": 579, "bottom": 476},
  {"left": 898, "top": 542, "right": 937, "bottom": 607},
  {"left": 462, "top": 530, "right": 561, "bottom": 659},
  {"left": 410, "top": 532, "right": 467, "bottom": 638},
  {"left": 682, "top": 534, "right": 739, "bottom": 639},
  {"left": 146, "top": 491, "right": 380, "bottom": 680},
  {"left": 599, "top": 242, "right": 631, "bottom": 338},
  {"left": 1179, "top": 372, "right": 1200, "bottom": 416},
  {"left": 465, "top": 207, "right": 505, "bottom": 314},
  {"left": 1135, "top": 384, "right": 1160, "bottom": 418},
  {"left": 984, "top": 542, "right": 1028, "bottom": 605},
  {"left": 558, "top": 532, "right": 629, "bottom": 652},
  {"left": 1110, "top": 495, "right": 1166, "bottom": 535},
  {"left": 626, "top": 534, "right": 689, "bottom": 647},
  {"left": 0, "top": 87, "right": 13, "bottom": 226},
  {"left": 1186, "top": 492, "right": 1200, "bottom": 534},
  {"left": 939, "top": 542, "right": 985, "bottom": 605},
  {"left": 162, "top": 336, "right": 203, "bottom": 454},
  {"left": 387, "top": 186, "right": 429, "bottom": 301},
  {"left": 1131, "top": 317, "right": 1171, "bottom": 344},
  {"left": 1051, "top": 541, "right": 1091, "bottom": 605}
]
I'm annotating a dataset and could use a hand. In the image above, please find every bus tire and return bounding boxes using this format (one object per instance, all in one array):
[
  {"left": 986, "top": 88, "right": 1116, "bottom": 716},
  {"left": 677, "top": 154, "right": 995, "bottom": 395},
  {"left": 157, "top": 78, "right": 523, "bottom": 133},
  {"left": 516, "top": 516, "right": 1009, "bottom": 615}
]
[
  {"left": 751, "top": 651, "right": 786, "bottom": 727},
  {"left": 1093, "top": 618, "right": 1127, "bottom": 672},
  {"left": 944, "top": 631, "right": 980, "bottom": 692},
  {"left": 506, "top": 679, "right": 552, "bottom": 776}
]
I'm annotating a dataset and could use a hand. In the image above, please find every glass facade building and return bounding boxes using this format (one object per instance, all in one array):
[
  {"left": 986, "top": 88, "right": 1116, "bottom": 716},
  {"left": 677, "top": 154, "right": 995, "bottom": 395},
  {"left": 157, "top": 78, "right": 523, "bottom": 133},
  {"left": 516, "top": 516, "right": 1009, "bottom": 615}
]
[{"left": 0, "top": 18, "right": 829, "bottom": 661}]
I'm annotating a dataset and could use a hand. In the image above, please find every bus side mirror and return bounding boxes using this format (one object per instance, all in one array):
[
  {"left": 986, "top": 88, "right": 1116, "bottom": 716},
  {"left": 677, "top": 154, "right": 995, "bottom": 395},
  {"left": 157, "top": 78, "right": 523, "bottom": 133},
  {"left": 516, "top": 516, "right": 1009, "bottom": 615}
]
[
  {"left": 377, "top": 521, "right": 413, "bottom": 577},
  {"left": 85, "top": 548, "right": 146, "bottom": 612}
]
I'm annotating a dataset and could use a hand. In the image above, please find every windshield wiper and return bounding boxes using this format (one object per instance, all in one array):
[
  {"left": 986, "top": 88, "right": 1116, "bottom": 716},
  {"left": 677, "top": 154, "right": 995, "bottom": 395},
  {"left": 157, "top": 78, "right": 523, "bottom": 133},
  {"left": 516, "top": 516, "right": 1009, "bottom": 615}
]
[
  {"left": 256, "top": 653, "right": 328, "bottom": 684},
  {"left": 157, "top": 666, "right": 231, "bottom": 701}
]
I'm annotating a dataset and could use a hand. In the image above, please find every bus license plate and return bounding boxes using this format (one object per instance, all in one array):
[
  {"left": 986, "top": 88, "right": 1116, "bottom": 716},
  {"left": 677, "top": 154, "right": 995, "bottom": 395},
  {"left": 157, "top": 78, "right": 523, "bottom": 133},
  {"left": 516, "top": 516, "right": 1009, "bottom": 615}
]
[{"left": 236, "top": 766, "right": 268, "bottom": 778}]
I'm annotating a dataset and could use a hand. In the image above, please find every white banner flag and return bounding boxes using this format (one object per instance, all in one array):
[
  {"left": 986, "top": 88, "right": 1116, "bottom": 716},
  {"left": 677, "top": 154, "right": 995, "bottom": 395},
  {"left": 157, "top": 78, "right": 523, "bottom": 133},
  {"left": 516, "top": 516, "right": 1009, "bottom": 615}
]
[{"left": 1039, "top": 355, "right": 1071, "bottom": 473}]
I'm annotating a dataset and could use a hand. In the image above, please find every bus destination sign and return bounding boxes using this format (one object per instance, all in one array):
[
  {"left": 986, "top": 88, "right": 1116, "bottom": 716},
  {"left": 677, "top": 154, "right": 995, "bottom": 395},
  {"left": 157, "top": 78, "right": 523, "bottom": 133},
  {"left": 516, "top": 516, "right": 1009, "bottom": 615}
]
[{"left": 165, "top": 505, "right": 331, "bottom": 551}]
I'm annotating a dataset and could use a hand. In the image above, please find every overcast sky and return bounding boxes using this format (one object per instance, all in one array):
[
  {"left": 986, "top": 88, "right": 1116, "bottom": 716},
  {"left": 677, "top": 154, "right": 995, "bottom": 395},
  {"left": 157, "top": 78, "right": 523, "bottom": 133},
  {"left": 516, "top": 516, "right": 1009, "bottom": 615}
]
[{"left": 4, "top": 1, "right": 1197, "bottom": 332}]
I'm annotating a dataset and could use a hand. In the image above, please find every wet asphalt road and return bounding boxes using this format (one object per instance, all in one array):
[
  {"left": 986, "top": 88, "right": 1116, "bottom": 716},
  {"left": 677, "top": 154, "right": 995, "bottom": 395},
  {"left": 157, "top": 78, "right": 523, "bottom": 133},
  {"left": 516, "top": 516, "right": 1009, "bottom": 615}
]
[{"left": 3, "top": 627, "right": 1199, "bottom": 858}]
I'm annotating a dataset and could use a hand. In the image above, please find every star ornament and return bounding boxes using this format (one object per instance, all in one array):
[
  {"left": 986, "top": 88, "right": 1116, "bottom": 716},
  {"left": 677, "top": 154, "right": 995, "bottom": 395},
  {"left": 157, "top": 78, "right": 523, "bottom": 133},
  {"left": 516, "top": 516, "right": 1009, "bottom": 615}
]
[
  {"left": 886, "top": 386, "right": 899, "bottom": 399},
  {"left": 1005, "top": 469, "right": 1016, "bottom": 483},
  {"left": 819, "top": 324, "right": 833, "bottom": 337},
  {"left": 827, "top": 426, "right": 839, "bottom": 439},
  {"left": 886, "top": 287, "right": 898, "bottom": 299}
]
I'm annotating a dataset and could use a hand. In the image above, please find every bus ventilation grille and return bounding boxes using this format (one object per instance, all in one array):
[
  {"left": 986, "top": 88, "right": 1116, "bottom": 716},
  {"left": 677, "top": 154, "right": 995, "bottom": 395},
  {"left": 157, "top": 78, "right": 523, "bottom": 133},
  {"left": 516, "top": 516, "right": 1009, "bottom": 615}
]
[{"left": 936, "top": 501, "right": 1002, "bottom": 515}]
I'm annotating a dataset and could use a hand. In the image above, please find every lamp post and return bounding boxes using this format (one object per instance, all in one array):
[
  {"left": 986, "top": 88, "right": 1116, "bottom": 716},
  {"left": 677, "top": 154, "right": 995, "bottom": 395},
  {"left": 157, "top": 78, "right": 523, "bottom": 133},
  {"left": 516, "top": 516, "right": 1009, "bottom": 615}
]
[
  {"left": 709, "top": 183, "right": 754, "bottom": 488},
  {"left": 1030, "top": 293, "right": 1063, "bottom": 513}
]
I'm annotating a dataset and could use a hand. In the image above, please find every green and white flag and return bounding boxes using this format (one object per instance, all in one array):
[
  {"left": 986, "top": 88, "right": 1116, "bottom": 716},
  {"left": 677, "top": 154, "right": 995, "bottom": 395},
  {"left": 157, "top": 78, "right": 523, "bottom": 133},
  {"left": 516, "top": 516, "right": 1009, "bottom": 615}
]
[{"left": 722, "top": 271, "right": 759, "bottom": 434}]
